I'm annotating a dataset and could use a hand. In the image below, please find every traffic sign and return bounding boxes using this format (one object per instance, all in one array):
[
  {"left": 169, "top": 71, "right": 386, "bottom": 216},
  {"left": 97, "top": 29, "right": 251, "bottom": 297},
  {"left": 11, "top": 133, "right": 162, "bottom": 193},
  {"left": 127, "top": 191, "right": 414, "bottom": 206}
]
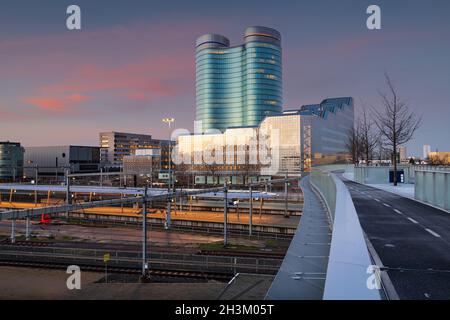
[{"left": 159, "top": 173, "right": 170, "bottom": 180}]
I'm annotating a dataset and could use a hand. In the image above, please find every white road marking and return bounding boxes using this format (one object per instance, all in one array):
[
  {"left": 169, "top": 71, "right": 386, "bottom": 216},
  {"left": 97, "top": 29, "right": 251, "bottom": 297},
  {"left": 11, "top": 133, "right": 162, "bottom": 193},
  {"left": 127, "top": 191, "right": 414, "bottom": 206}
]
[
  {"left": 383, "top": 203, "right": 391, "bottom": 208},
  {"left": 374, "top": 198, "right": 381, "bottom": 202},
  {"left": 425, "top": 228, "right": 441, "bottom": 238},
  {"left": 394, "top": 209, "right": 403, "bottom": 215},
  {"left": 407, "top": 217, "right": 419, "bottom": 224}
]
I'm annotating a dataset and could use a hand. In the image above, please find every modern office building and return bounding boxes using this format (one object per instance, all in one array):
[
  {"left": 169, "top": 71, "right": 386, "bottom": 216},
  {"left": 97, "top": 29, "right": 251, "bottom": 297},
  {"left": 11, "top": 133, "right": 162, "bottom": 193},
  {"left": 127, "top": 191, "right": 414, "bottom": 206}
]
[
  {"left": 123, "top": 148, "right": 161, "bottom": 180},
  {"left": 24, "top": 145, "right": 100, "bottom": 179},
  {"left": 100, "top": 132, "right": 159, "bottom": 167},
  {"left": 0, "top": 141, "right": 24, "bottom": 181},
  {"left": 195, "top": 26, "right": 282, "bottom": 133},
  {"left": 100, "top": 131, "right": 173, "bottom": 171},
  {"left": 297, "top": 97, "right": 355, "bottom": 166},
  {"left": 176, "top": 126, "right": 261, "bottom": 185},
  {"left": 175, "top": 97, "right": 354, "bottom": 184},
  {"left": 423, "top": 144, "right": 431, "bottom": 160},
  {"left": 398, "top": 146, "right": 407, "bottom": 162}
]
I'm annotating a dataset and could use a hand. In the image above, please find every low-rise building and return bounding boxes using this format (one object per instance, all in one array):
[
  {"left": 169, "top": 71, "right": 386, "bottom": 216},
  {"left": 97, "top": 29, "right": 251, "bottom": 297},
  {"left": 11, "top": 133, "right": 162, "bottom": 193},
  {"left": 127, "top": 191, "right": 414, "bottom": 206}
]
[
  {"left": 24, "top": 145, "right": 100, "bottom": 180},
  {"left": 99, "top": 131, "right": 173, "bottom": 171},
  {"left": 0, "top": 141, "right": 24, "bottom": 181},
  {"left": 428, "top": 152, "right": 450, "bottom": 165},
  {"left": 123, "top": 148, "right": 161, "bottom": 183}
]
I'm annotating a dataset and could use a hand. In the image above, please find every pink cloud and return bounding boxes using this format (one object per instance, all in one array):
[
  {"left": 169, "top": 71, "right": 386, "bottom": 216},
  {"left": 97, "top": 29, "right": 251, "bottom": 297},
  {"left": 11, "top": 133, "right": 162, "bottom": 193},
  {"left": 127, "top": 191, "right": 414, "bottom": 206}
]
[
  {"left": 23, "top": 97, "right": 65, "bottom": 111},
  {"left": 2, "top": 19, "right": 217, "bottom": 119},
  {"left": 23, "top": 93, "right": 90, "bottom": 112},
  {"left": 287, "top": 28, "right": 448, "bottom": 61},
  {"left": 0, "top": 107, "right": 20, "bottom": 120},
  {"left": 67, "top": 93, "right": 90, "bottom": 103},
  {"left": 124, "top": 92, "right": 151, "bottom": 102},
  {"left": 36, "top": 56, "right": 192, "bottom": 105}
]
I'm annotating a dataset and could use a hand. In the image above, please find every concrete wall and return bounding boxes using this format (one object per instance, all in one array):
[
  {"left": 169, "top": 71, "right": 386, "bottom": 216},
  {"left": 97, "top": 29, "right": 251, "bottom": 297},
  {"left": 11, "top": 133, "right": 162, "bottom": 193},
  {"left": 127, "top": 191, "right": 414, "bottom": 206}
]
[
  {"left": 310, "top": 169, "right": 381, "bottom": 300},
  {"left": 415, "top": 169, "right": 450, "bottom": 211},
  {"left": 354, "top": 165, "right": 412, "bottom": 184}
]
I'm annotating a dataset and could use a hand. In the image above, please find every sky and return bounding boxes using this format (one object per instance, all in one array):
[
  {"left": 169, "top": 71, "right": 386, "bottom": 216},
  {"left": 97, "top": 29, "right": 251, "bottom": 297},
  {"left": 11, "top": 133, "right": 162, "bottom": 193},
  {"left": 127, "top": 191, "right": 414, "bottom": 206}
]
[{"left": 0, "top": 0, "right": 449, "bottom": 157}]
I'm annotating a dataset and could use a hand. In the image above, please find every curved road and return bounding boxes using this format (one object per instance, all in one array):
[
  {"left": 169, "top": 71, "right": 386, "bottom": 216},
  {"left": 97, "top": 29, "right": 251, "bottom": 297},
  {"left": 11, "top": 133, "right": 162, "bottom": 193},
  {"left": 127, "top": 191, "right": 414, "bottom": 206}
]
[{"left": 342, "top": 178, "right": 450, "bottom": 300}]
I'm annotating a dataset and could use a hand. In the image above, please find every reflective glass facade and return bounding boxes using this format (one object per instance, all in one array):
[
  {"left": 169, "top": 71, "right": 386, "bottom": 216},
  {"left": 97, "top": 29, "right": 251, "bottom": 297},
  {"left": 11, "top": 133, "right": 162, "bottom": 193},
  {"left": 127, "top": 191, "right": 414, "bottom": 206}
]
[
  {"left": 259, "top": 115, "right": 302, "bottom": 175},
  {"left": 298, "top": 97, "right": 354, "bottom": 166},
  {"left": 196, "top": 26, "right": 282, "bottom": 133},
  {"left": 176, "top": 97, "right": 354, "bottom": 180},
  {"left": 0, "top": 142, "right": 24, "bottom": 180}
]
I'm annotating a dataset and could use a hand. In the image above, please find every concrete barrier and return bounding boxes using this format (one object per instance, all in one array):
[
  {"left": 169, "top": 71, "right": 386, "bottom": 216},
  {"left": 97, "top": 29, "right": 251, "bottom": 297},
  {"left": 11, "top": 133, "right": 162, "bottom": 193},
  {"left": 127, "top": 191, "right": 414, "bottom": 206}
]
[
  {"left": 354, "top": 165, "right": 412, "bottom": 184},
  {"left": 310, "top": 169, "right": 382, "bottom": 300}
]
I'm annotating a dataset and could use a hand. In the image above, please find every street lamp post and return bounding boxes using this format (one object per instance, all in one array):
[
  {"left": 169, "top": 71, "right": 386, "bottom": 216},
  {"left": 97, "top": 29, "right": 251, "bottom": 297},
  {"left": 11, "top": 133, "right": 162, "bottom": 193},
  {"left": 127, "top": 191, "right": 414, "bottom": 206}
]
[
  {"left": 65, "top": 168, "right": 71, "bottom": 220},
  {"left": 284, "top": 172, "right": 289, "bottom": 218},
  {"left": 142, "top": 185, "right": 149, "bottom": 279},
  {"left": 162, "top": 117, "right": 175, "bottom": 230},
  {"left": 223, "top": 181, "right": 228, "bottom": 247},
  {"left": 249, "top": 185, "right": 253, "bottom": 236}
]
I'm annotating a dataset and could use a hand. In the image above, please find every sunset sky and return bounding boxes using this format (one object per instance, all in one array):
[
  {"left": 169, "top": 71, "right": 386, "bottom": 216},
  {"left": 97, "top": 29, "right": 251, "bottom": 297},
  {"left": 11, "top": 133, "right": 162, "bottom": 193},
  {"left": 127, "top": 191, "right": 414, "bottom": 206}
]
[{"left": 1, "top": 0, "right": 449, "bottom": 157}]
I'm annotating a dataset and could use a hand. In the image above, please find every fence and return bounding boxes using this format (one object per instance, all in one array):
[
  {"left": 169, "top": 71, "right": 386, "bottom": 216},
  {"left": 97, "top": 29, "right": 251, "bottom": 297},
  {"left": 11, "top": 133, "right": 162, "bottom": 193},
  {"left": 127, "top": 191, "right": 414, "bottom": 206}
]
[
  {"left": 0, "top": 245, "right": 282, "bottom": 275},
  {"left": 415, "top": 169, "right": 450, "bottom": 211}
]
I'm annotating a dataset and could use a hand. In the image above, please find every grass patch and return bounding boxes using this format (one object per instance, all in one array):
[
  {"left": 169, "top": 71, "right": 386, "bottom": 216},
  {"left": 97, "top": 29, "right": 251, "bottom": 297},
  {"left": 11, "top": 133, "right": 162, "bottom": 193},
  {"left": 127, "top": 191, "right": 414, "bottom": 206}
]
[
  {"left": 59, "top": 235, "right": 75, "bottom": 241},
  {"left": 199, "top": 241, "right": 260, "bottom": 252},
  {"left": 12, "top": 235, "right": 54, "bottom": 242},
  {"left": 264, "top": 239, "right": 280, "bottom": 248}
]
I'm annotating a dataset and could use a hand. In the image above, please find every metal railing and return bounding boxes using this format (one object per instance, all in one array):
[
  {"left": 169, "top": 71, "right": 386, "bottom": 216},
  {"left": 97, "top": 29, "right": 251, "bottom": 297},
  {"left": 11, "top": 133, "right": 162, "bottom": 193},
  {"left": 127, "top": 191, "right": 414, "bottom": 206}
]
[{"left": 0, "top": 246, "right": 282, "bottom": 275}]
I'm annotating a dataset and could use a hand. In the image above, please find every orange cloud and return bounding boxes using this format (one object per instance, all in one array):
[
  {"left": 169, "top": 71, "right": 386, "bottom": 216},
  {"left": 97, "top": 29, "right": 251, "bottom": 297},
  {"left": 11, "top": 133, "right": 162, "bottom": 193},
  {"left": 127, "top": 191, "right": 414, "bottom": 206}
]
[
  {"left": 24, "top": 97, "right": 65, "bottom": 111},
  {"left": 23, "top": 93, "right": 89, "bottom": 112},
  {"left": 37, "top": 57, "right": 191, "bottom": 102},
  {"left": 5, "top": 20, "right": 204, "bottom": 116},
  {"left": 66, "top": 93, "right": 89, "bottom": 103}
]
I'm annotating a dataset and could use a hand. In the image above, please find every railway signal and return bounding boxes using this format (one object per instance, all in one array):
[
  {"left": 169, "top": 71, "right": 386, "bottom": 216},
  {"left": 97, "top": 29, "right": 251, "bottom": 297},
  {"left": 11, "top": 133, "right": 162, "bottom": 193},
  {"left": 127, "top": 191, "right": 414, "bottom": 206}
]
[{"left": 103, "top": 253, "right": 110, "bottom": 283}]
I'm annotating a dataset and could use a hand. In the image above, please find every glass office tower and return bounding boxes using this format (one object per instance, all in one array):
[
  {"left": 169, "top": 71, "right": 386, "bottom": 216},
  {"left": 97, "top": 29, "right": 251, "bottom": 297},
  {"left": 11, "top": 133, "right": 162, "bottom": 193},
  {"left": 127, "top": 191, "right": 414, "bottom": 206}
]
[{"left": 195, "top": 26, "right": 282, "bottom": 133}]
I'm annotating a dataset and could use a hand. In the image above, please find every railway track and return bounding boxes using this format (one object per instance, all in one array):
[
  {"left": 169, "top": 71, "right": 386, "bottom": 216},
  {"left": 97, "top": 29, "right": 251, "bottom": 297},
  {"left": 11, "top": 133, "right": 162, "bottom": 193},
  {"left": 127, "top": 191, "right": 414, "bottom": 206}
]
[
  {"left": 198, "top": 249, "right": 286, "bottom": 260},
  {"left": 0, "top": 239, "right": 199, "bottom": 254},
  {"left": 0, "top": 239, "right": 285, "bottom": 260},
  {"left": 0, "top": 259, "right": 232, "bottom": 281},
  {"left": 0, "top": 239, "right": 285, "bottom": 259},
  {"left": 0, "top": 244, "right": 283, "bottom": 278},
  {"left": 0, "top": 239, "right": 51, "bottom": 247},
  {"left": 66, "top": 218, "right": 295, "bottom": 240}
]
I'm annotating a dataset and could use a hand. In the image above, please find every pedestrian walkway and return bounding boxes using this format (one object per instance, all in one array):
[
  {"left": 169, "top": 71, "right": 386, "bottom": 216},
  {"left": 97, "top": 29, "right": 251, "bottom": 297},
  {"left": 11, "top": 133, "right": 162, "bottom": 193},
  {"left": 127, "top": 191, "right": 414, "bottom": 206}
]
[{"left": 266, "top": 175, "right": 331, "bottom": 299}]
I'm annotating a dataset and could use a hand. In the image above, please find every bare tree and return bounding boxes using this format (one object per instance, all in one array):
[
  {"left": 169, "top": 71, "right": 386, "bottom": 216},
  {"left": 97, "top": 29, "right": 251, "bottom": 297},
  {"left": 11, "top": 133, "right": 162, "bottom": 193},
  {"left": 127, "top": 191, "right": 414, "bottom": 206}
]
[
  {"left": 345, "top": 124, "right": 363, "bottom": 164},
  {"left": 359, "top": 107, "right": 379, "bottom": 165},
  {"left": 375, "top": 137, "right": 389, "bottom": 162},
  {"left": 372, "top": 74, "right": 422, "bottom": 185}
]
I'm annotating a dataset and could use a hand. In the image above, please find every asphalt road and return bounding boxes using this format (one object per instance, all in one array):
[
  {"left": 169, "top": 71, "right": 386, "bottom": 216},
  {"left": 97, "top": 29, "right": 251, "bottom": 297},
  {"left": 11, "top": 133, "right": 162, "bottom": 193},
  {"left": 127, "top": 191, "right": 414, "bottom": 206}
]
[{"left": 342, "top": 179, "right": 450, "bottom": 299}]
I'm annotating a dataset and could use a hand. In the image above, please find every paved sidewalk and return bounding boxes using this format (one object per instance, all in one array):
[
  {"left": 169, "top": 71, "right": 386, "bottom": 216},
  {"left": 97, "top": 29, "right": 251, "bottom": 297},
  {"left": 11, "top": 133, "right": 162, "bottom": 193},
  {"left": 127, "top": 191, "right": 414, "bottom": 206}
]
[
  {"left": 366, "top": 183, "right": 414, "bottom": 199},
  {"left": 342, "top": 171, "right": 415, "bottom": 200}
]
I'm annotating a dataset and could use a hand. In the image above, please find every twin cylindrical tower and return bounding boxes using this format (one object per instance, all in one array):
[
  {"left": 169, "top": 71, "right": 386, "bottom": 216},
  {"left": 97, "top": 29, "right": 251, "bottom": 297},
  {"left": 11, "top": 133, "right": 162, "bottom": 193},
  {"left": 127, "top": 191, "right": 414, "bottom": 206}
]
[{"left": 195, "top": 26, "right": 282, "bottom": 133}]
